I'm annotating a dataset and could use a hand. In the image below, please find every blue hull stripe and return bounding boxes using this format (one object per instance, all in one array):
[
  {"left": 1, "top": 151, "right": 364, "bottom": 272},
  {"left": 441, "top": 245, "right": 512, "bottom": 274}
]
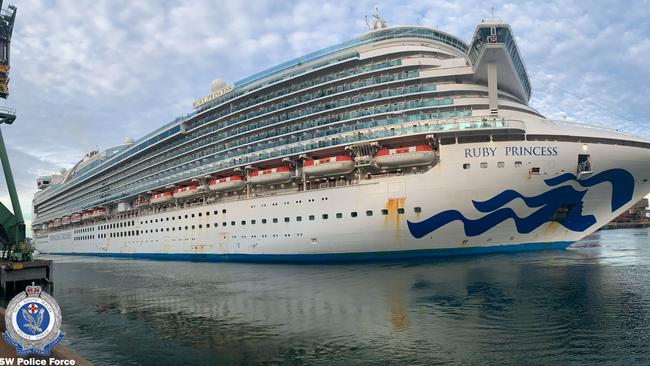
[{"left": 43, "top": 241, "right": 573, "bottom": 263}]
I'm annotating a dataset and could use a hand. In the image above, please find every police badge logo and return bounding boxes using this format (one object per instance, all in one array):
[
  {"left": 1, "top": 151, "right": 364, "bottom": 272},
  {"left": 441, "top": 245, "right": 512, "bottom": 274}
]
[{"left": 2, "top": 282, "right": 64, "bottom": 356}]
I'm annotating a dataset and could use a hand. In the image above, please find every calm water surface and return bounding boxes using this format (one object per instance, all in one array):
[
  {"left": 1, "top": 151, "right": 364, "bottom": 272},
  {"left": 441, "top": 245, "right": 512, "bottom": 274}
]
[{"left": 12, "top": 228, "right": 650, "bottom": 365}]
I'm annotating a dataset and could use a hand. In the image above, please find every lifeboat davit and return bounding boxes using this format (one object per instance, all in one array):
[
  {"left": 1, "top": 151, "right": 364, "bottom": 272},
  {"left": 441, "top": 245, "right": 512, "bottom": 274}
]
[
  {"left": 249, "top": 167, "right": 294, "bottom": 185},
  {"left": 209, "top": 176, "right": 246, "bottom": 192},
  {"left": 374, "top": 145, "right": 436, "bottom": 167},
  {"left": 92, "top": 208, "right": 107, "bottom": 218},
  {"left": 303, "top": 155, "right": 354, "bottom": 177},
  {"left": 173, "top": 185, "right": 204, "bottom": 199},
  {"left": 151, "top": 191, "right": 174, "bottom": 204},
  {"left": 52, "top": 218, "right": 61, "bottom": 228},
  {"left": 82, "top": 210, "right": 93, "bottom": 221},
  {"left": 71, "top": 212, "right": 82, "bottom": 223},
  {"left": 62, "top": 216, "right": 71, "bottom": 226}
]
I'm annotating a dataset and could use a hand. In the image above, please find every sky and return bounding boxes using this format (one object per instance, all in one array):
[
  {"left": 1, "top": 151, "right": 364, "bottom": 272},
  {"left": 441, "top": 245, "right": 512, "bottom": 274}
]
[{"left": 0, "top": 0, "right": 649, "bottom": 234}]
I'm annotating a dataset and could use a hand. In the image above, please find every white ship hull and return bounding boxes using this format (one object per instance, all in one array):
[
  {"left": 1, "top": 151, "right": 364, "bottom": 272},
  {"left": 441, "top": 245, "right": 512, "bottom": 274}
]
[{"left": 34, "top": 140, "right": 650, "bottom": 261}]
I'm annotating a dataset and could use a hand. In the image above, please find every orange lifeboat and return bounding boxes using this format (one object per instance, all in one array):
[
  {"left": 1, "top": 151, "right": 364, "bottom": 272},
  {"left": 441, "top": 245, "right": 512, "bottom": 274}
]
[
  {"left": 82, "top": 210, "right": 93, "bottom": 221},
  {"left": 249, "top": 167, "right": 294, "bottom": 185},
  {"left": 173, "top": 185, "right": 204, "bottom": 199},
  {"left": 71, "top": 212, "right": 82, "bottom": 223},
  {"left": 151, "top": 191, "right": 174, "bottom": 204},
  {"left": 62, "top": 216, "right": 71, "bottom": 226},
  {"left": 92, "top": 208, "right": 107, "bottom": 218},
  {"left": 303, "top": 155, "right": 354, "bottom": 177},
  {"left": 209, "top": 176, "right": 246, "bottom": 192},
  {"left": 134, "top": 199, "right": 149, "bottom": 208},
  {"left": 375, "top": 145, "right": 436, "bottom": 167}
]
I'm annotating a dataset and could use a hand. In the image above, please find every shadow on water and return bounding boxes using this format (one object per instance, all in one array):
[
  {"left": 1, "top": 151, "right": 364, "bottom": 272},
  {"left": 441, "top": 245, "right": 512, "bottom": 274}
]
[{"left": 9, "top": 228, "right": 650, "bottom": 365}]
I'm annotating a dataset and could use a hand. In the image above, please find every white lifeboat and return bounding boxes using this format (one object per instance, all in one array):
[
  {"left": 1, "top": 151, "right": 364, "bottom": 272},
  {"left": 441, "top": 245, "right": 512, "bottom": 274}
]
[
  {"left": 173, "top": 185, "right": 204, "bottom": 199},
  {"left": 62, "top": 216, "right": 71, "bottom": 226},
  {"left": 82, "top": 210, "right": 93, "bottom": 221},
  {"left": 374, "top": 145, "right": 436, "bottom": 167},
  {"left": 209, "top": 176, "right": 246, "bottom": 192},
  {"left": 71, "top": 212, "right": 82, "bottom": 223},
  {"left": 92, "top": 208, "right": 107, "bottom": 218},
  {"left": 52, "top": 218, "right": 61, "bottom": 228},
  {"left": 249, "top": 167, "right": 294, "bottom": 185},
  {"left": 303, "top": 155, "right": 354, "bottom": 177},
  {"left": 151, "top": 191, "right": 174, "bottom": 204}
]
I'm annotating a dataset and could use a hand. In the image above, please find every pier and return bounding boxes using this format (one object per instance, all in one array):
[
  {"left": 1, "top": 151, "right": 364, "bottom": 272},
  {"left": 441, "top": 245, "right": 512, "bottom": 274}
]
[{"left": 0, "top": 259, "right": 53, "bottom": 292}]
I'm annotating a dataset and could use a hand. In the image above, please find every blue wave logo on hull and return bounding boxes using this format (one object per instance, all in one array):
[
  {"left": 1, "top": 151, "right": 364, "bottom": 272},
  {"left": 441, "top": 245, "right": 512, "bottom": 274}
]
[{"left": 407, "top": 168, "right": 635, "bottom": 238}]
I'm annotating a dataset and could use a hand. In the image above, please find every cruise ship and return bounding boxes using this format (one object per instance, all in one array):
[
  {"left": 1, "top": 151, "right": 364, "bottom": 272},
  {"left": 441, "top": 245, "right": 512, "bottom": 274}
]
[{"left": 31, "top": 17, "right": 650, "bottom": 261}]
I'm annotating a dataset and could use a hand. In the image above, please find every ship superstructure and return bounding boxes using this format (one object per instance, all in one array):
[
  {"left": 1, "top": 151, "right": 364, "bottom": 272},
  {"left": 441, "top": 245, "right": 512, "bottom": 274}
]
[{"left": 31, "top": 18, "right": 650, "bottom": 260}]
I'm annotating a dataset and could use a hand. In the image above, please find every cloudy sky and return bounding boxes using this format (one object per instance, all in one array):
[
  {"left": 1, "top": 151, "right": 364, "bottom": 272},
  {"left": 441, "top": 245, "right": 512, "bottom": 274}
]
[{"left": 0, "top": 0, "right": 648, "bottom": 233}]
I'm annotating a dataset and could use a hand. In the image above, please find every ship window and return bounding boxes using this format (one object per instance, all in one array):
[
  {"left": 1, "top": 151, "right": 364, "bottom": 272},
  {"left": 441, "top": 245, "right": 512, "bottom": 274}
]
[
  {"left": 336, "top": 213, "right": 343, "bottom": 219},
  {"left": 191, "top": 214, "right": 195, "bottom": 218},
  {"left": 241, "top": 220, "right": 246, "bottom": 225},
  {"left": 381, "top": 209, "right": 389, "bottom": 215},
  {"left": 262, "top": 219, "right": 267, "bottom": 224},
  {"left": 198, "top": 213, "right": 202, "bottom": 217},
  {"left": 166, "top": 217, "right": 169, "bottom": 221},
  {"left": 531, "top": 167, "right": 541, "bottom": 174},
  {"left": 480, "top": 162, "right": 488, "bottom": 168},
  {"left": 322, "top": 214, "right": 329, "bottom": 220},
  {"left": 222, "top": 209, "right": 227, "bottom": 213},
  {"left": 166, "top": 228, "right": 169, "bottom": 232},
  {"left": 185, "top": 215, "right": 188, "bottom": 219},
  {"left": 178, "top": 216, "right": 182, "bottom": 219},
  {"left": 273, "top": 218, "right": 278, "bottom": 223},
  {"left": 309, "top": 215, "right": 315, "bottom": 221},
  {"left": 366, "top": 210, "right": 373, "bottom": 216},
  {"left": 214, "top": 223, "right": 218, "bottom": 227},
  {"left": 296, "top": 216, "right": 302, "bottom": 222},
  {"left": 251, "top": 220, "right": 256, "bottom": 225},
  {"left": 185, "top": 226, "right": 188, "bottom": 230},
  {"left": 214, "top": 211, "right": 218, "bottom": 215},
  {"left": 230, "top": 221, "right": 235, "bottom": 226},
  {"left": 497, "top": 162, "right": 505, "bottom": 168},
  {"left": 198, "top": 225, "right": 202, "bottom": 229},
  {"left": 397, "top": 208, "right": 405, "bottom": 214},
  {"left": 172, "top": 217, "right": 175, "bottom": 220},
  {"left": 414, "top": 207, "right": 422, "bottom": 213},
  {"left": 463, "top": 163, "right": 470, "bottom": 169},
  {"left": 351, "top": 212, "right": 357, "bottom": 217},
  {"left": 282, "top": 217, "right": 289, "bottom": 223},
  {"left": 172, "top": 227, "right": 175, "bottom": 231},
  {"left": 206, "top": 212, "right": 210, "bottom": 216},
  {"left": 515, "top": 161, "right": 522, "bottom": 167}
]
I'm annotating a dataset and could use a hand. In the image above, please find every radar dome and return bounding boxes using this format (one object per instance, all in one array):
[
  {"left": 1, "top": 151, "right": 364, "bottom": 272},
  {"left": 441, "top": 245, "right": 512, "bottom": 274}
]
[
  {"left": 211, "top": 78, "right": 227, "bottom": 92},
  {"left": 124, "top": 137, "right": 135, "bottom": 145}
]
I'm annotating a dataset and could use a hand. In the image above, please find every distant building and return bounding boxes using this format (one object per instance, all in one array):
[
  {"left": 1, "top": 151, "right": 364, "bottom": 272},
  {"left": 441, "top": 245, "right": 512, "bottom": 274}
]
[{"left": 612, "top": 198, "right": 649, "bottom": 222}]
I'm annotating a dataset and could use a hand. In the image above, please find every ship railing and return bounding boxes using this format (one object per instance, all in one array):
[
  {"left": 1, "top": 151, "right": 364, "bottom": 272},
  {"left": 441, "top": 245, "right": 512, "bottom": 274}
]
[{"left": 35, "top": 116, "right": 528, "bottom": 223}]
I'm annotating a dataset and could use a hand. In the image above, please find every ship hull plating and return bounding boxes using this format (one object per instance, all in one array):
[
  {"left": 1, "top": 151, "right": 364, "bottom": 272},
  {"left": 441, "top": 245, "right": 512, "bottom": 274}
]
[{"left": 34, "top": 140, "right": 650, "bottom": 262}]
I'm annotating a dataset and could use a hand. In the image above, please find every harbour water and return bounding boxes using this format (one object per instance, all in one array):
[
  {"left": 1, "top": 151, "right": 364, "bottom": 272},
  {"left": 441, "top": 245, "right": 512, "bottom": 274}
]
[{"left": 7, "top": 228, "right": 650, "bottom": 365}]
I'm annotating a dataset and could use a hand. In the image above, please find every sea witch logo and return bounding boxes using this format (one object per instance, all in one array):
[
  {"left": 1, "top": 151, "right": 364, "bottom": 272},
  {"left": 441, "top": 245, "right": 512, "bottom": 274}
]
[{"left": 3, "top": 283, "right": 64, "bottom": 356}]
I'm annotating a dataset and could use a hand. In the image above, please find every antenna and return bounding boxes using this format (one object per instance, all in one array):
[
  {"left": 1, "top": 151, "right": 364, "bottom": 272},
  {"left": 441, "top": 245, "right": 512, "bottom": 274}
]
[
  {"left": 364, "top": 15, "right": 370, "bottom": 31},
  {"left": 491, "top": 7, "right": 494, "bottom": 17}
]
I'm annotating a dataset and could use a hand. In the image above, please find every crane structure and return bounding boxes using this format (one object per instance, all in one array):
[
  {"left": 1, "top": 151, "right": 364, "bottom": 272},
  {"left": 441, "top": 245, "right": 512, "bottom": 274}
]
[{"left": 0, "top": 1, "right": 25, "bottom": 261}]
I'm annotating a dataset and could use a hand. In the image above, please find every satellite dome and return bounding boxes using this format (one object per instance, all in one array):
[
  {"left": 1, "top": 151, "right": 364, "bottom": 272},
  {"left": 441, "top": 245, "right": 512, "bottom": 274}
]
[
  {"left": 124, "top": 137, "right": 135, "bottom": 145},
  {"left": 210, "top": 78, "right": 227, "bottom": 92}
]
